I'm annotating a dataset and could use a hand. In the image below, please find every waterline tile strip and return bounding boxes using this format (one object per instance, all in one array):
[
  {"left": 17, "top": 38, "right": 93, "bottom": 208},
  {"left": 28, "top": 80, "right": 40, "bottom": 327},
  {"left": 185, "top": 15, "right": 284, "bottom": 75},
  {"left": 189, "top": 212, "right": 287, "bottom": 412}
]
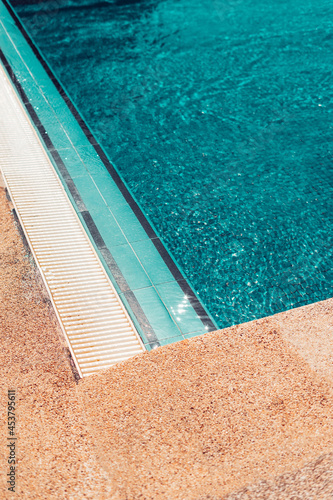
[
  {"left": 0, "top": 0, "right": 218, "bottom": 345},
  {"left": 0, "top": 64, "right": 145, "bottom": 377}
]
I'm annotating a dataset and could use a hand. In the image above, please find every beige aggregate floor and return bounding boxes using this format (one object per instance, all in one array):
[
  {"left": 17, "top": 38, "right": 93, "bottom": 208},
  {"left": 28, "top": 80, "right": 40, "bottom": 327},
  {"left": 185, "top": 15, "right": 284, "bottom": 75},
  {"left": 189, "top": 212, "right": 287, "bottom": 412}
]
[{"left": 1, "top": 184, "right": 333, "bottom": 499}]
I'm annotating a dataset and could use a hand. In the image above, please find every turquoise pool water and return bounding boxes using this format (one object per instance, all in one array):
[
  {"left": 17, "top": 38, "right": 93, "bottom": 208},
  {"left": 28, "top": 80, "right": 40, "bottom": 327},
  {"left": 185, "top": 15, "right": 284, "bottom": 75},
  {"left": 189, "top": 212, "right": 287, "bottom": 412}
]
[{"left": 12, "top": 0, "right": 333, "bottom": 328}]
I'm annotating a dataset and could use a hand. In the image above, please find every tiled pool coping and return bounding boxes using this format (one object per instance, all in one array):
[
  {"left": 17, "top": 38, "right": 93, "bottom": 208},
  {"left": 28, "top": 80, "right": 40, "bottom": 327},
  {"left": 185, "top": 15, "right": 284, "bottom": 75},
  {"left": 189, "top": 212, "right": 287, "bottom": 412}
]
[{"left": 0, "top": 0, "right": 218, "bottom": 348}]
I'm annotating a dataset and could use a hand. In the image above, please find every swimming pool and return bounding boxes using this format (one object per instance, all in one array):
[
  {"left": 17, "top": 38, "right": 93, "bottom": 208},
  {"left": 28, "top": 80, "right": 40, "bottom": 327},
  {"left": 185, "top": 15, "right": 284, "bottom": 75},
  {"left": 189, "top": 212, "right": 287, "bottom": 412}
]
[{"left": 10, "top": 0, "right": 333, "bottom": 329}]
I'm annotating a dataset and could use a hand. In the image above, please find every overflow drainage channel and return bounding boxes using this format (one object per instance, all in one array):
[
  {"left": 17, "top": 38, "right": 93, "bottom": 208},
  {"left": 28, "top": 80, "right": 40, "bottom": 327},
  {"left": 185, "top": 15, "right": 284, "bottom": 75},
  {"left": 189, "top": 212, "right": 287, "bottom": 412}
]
[{"left": 0, "top": 63, "right": 145, "bottom": 377}]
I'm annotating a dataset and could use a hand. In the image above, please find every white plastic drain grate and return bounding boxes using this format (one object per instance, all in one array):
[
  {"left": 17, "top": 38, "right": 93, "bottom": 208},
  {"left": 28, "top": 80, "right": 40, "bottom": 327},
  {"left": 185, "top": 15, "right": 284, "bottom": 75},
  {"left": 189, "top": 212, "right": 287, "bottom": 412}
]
[{"left": 0, "top": 64, "right": 145, "bottom": 377}]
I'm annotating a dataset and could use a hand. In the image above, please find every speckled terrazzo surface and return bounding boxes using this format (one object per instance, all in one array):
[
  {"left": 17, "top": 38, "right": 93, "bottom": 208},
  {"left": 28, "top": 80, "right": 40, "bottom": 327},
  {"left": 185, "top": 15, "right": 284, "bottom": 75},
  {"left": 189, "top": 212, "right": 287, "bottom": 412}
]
[{"left": 1, "top": 184, "right": 333, "bottom": 499}]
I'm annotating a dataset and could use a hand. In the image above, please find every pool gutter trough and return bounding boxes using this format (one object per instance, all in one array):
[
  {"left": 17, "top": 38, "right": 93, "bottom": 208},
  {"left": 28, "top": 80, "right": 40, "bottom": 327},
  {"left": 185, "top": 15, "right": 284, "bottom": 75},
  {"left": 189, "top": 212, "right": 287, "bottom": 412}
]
[{"left": 0, "top": 63, "right": 145, "bottom": 377}]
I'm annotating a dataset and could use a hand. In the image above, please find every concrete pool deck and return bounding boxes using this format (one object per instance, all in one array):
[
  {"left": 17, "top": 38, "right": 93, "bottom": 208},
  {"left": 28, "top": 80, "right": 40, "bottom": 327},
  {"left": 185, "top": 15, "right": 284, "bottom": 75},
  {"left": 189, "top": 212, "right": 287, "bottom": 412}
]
[{"left": 1, "top": 184, "right": 333, "bottom": 499}]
